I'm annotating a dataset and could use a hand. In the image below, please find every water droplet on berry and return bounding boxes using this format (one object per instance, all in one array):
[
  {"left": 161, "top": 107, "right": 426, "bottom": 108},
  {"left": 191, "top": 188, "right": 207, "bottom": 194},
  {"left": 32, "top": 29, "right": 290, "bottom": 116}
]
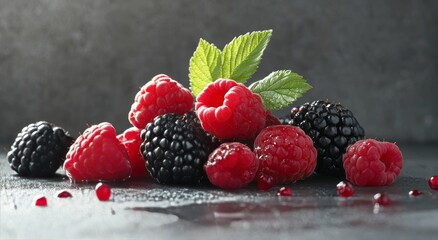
[
  {"left": 95, "top": 183, "right": 111, "bottom": 201},
  {"left": 409, "top": 189, "right": 423, "bottom": 197},
  {"left": 336, "top": 181, "right": 354, "bottom": 197},
  {"left": 57, "top": 190, "right": 73, "bottom": 198},
  {"left": 373, "top": 193, "right": 390, "bottom": 206},
  {"left": 276, "top": 187, "right": 292, "bottom": 196},
  {"left": 428, "top": 176, "right": 438, "bottom": 190},
  {"left": 35, "top": 196, "right": 47, "bottom": 207}
]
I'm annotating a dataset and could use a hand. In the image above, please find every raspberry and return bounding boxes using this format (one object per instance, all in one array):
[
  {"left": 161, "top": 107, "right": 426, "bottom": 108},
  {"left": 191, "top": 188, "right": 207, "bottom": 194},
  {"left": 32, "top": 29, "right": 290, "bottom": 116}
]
[
  {"left": 265, "top": 112, "right": 281, "bottom": 127},
  {"left": 290, "top": 100, "right": 365, "bottom": 176},
  {"left": 64, "top": 122, "right": 131, "bottom": 182},
  {"left": 129, "top": 74, "right": 194, "bottom": 129},
  {"left": 205, "top": 142, "right": 258, "bottom": 189},
  {"left": 140, "top": 112, "right": 217, "bottom": 185},
  {"left": 254, "top": 125, "right": 317, "bottom": 190},
  {"left": 117, "top": 127, "right": 147, "bottom": 178},
  {"left": 195, "top": 79, "right": 267, "bottom": 140},
  {"left": 343, "top": 139, "right": 403, "bottom": 186},
  {"left": 7, "top": 121, "right": 74, "bottom": 177}
]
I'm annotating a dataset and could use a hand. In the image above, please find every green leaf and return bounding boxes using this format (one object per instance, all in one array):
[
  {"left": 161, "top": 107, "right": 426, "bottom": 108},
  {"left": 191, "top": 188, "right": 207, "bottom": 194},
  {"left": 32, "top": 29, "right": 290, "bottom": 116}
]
[
  {"left": 221, "top": 30, "right": 272, "bottom": 83},
  {"left": 189, "top": 39, "right": 222, "bottom": 97},
  {"left": 249, "top": 70, "right": 312, "bottom": 110}
]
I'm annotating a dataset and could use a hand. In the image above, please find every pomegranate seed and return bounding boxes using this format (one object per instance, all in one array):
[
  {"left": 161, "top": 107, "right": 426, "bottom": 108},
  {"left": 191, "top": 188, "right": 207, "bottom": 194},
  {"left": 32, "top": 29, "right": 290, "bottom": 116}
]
[
  {"left": 276, "top": 187, "right": 292, "bottom": 196},
  {"left": 57, "top": 190, "right": 73, "bottom": 198},
  {"left": 35, "top": 196, "right": 47, "bottom": 207},
  {"left": 428, "top": 176, "right": 438, "bottom": 190},
  {"left": 409, "top": 189, "right": 423, "bottom": 197},
  {"left": 373, "top": 193, "right": 391, "bottom": 206},
  {"left": 95, "top": 183, "right": 111, "bottom": 201},
  {"left": 336, "top": 181, "right": 355, "bottom": 197}
]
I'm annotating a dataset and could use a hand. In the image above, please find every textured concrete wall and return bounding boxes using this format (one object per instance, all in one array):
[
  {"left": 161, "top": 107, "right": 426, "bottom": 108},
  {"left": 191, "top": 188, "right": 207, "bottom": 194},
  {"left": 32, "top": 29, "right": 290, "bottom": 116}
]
[{"left": 1, "top": 0, "right": 437, "bottom": 145}]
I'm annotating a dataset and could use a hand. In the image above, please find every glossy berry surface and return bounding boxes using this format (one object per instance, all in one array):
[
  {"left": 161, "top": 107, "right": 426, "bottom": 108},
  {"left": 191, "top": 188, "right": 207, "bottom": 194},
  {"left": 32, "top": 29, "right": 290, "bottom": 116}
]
[
  {"left": 277, "top": 187, "right": 292, "bottom": 196},
  {"left": 254, "top": 125, "right": 317, "bottom": 190},
  {"left": 129, "top": 74, "right": 194, "bottom": 129},
  {"left": 408, "top": 189, "right": 423, "bottom": 197},
  {"left": 336, "top": 181, "right": 355, "bottom": 197},
  {"left": 57, "top": 190, "right": 73, "bottom": 198},
  {"left": 205, "top": 142, "right": 258, "bottom": 189},
  {"left": 373, "top": 193, "right": 391, "bottom": 206},
  {"left": 35, "top": 196, "right": 47, "bottom": 207},
  {"left": 290, "top": 100, "right": 365, "bottom": 177},
  {"left": 64, "top": 122, "right": 132, "bottom": 182},
  {"left": 343, "top": 139, "right": 403, "bottom": 186},
  {"left": 95, "top": 183, "right": 111, "bottom": 201},
  {"left": 7, "top": 121, "right": 74, "bottom": 177},
  {"left": 117, "top": 127, "right": 148, "bottom": 177},
  {"left": 196, "top": 79, "right": 267, "bottom": 140},
  {"left": 429, "top": 176, "right": 438, "bottom": 190}
]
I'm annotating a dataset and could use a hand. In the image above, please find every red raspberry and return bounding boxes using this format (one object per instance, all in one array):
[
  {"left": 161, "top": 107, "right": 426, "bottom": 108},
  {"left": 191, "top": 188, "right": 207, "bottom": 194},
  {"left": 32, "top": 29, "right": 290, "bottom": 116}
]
[
  {"left": 343, "top": 139, "right": 403, "bottom": 186},
  {"left": 264, "top": 112, "right": 281, "bottom": 127},
  {"left": 205, "top": 142, "right": 258, "bottom": 189},
  {"left": 129, "top": 74, "right": 194, "bottom": 129},
  {"left": 117, "top": 127, "right": 147, "bottom": 178},
  {"left": 64, "top": 122, "right": 131, "bottom": 182},
  {"left": 254, "top": 125, "right": 317, "bottom": 190},
  {"left": 195, "top": 79, "right": 267, "bottom": 140}
]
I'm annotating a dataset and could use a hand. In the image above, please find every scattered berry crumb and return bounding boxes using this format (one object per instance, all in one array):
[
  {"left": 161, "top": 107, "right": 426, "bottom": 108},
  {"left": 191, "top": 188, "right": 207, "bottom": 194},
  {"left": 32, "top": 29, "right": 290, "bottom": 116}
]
[
  {"left": 336, "top": 181, "right": 355, "bottom": 197},
  {"left": 276, "top": 187, "right": 292, "bottom": 196},
  {"left": 57, "top": 190, "right": 73, "bottom": 198},
  {"left": 35, "top": 196, "right": 47, "bottom": 207},
  {"left": 373, "top": 193, "right": 391, "bottom": 206},
  {"left": 408, "top": 189, "right": 423, "bottom": 197},
  {"left": 428, "top": 176, "right": 438, "bottom": 190},
  {"left": 95, "top": 183, "right": 111, "bottom": 201}
]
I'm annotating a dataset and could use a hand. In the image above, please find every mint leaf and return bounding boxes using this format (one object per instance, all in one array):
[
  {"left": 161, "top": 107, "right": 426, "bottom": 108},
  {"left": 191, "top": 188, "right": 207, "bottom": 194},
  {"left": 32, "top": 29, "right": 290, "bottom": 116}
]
[
  {"left": 189, "top": 39, "right": 222, "bottom": 97},
  {"left": 221, "top": 30, "right": 272, "bottom": 83},
  {"left": 249, "top": 70, "right": 312, "bottom": 110}
]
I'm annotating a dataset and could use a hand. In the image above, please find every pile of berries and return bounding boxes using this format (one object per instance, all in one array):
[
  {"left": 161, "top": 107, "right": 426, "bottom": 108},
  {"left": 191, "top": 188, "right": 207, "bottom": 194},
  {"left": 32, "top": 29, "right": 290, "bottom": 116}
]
[{"left": 7, "top": 29, "right": 432, "bottom": 196}]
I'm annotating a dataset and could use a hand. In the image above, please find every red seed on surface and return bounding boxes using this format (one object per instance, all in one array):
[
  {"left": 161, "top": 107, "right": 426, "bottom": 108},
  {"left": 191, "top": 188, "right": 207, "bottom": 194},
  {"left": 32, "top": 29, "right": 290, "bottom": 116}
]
[
  {"left": 276, "top": 187, "right": 292, "bottom": 196},
  {"left": 336, "top": 181, "right": 355, "bottom": 197},
  {"left": 373, "top": 193, "right": 391, "bottom": 206},
  {"left": 428, "top": 176, "right": 438, "bottom": 190},
  {"left": 57, "top": 190, "right": 73, "bottom": 198},
  {"left": 95, "top": 183, "right": 111, "bottom": 201},
  {"left": 409, "top": 189, "right": 423, "bottom": 197},
  {"left": 35, "top": 196, "right": 47, "bottom": 207}
]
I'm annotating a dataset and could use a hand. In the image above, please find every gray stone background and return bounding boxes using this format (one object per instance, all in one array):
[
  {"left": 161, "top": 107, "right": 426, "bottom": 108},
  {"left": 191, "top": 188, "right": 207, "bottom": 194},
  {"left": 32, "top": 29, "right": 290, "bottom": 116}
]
[{"left": 1, "top": 0, "right": 437, "bottom": 146}]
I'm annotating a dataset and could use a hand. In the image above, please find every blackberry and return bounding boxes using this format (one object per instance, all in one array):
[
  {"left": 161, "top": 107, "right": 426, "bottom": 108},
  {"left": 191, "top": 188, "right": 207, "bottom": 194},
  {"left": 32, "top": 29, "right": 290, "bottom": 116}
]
[
  {"left": 7, "top": 121, "right": 74, "bottom": 177},
  {"left": 140, "top": 112, "right": 218, "bottom": 185},
  {"left": 290, "top": 100, "right": 365, "bottom": 177}
]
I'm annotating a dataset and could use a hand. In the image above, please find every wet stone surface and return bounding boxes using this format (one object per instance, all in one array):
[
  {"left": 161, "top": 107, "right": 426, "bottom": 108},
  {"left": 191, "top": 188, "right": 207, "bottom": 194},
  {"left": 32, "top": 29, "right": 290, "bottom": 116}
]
[{"left": 1, "top": 144, "right": 438, "bottom": 240}]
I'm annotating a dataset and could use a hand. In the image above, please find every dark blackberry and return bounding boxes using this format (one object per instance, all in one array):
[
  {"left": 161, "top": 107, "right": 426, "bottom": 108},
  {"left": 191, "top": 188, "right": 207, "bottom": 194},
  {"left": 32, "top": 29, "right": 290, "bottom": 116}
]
[
  {"left": 290, "top": 100, "right": 365, "bottom": 177},
  {"left": 7, "top": 121, "right": 74, "bottom": 177},
  {"left": 279, "top": 116, "right": 291, "bottom": 125},
  {"left": 140, "top": 112, "right": 218, "bottom": 185}
]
